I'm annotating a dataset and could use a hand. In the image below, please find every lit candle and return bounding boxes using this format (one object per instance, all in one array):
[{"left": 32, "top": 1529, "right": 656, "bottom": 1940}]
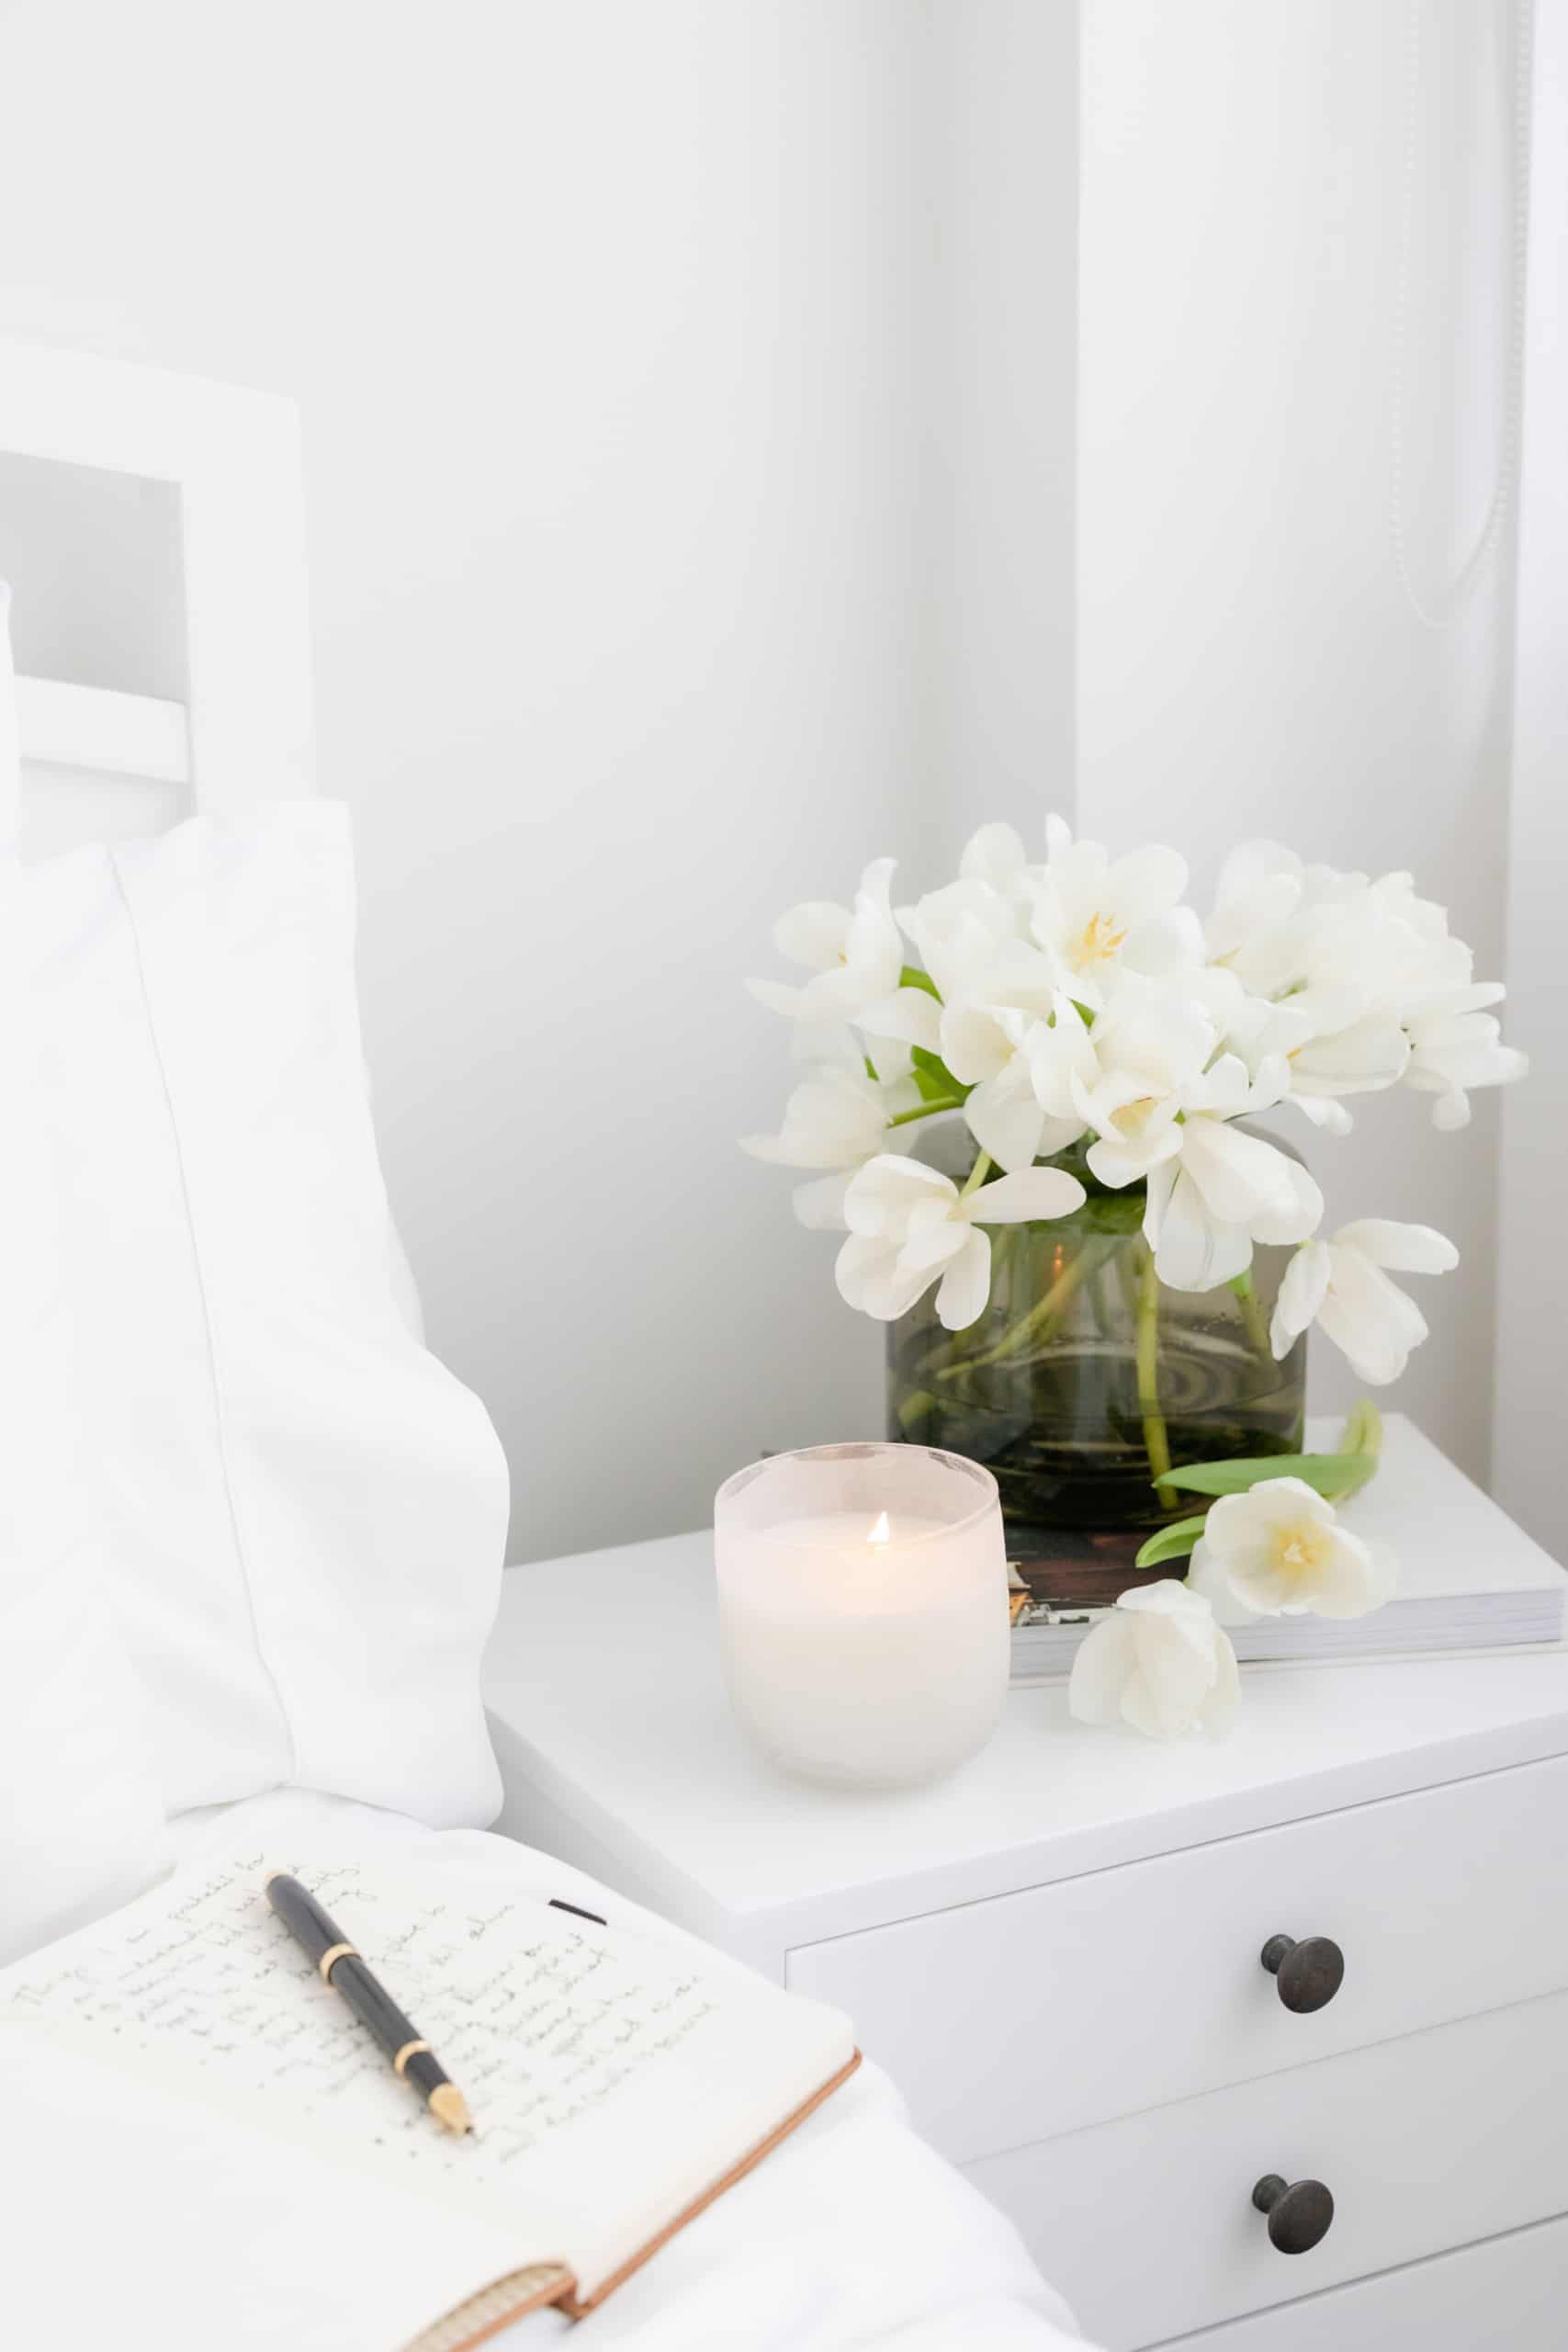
[{"left": 714, "top": 1444, "right": 1010, "bottom": 1788}]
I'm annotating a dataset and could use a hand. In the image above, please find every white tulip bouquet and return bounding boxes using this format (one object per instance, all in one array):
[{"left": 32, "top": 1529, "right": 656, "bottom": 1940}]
[
  {"left": 746, "top": 816, "right": 1521, "bottom": 1351},
  {"left": 744, "top": 817, "right": 1526, "bottom": 1737}
]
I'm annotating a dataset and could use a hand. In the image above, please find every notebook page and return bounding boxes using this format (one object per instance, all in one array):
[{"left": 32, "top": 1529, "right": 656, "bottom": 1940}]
[
  {"left": 0, "top": 1838, "right": 853, "bottom": 2309},
  {"left": 0, "top": 2018, "right": 545, "bottom": 2352}
]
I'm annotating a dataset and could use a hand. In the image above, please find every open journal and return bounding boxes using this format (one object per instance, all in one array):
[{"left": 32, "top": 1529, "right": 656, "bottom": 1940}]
[{"left": 0, "top": 1837, "right": 859, "bottom": 2352}]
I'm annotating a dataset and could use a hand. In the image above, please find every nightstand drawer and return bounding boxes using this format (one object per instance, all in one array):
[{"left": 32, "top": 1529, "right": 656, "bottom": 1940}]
[
  {"left": 964, "top": 1991, "right": 1568, "bottom": 2351},
  {"left": 785, "top": 1752, "right": 1568, "bottom": 2160},
  {"left": 1146, "top": 2208, "right": 1568, "bottom": 2351}
]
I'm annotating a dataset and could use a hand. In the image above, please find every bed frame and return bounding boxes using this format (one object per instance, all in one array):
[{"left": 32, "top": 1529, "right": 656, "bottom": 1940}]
[{"left": 0, "top": 337, "right": 315, "bottom": 856}]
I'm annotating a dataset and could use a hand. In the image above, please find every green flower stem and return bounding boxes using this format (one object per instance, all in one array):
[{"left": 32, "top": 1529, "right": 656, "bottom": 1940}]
[
  {"left": 887, "top": 1097, "right": 962, "bottom": 1128},
  {"left": 897, "top": 1387, "right": 940, "bottom": 1431},
  {"left": 940, "top": 1235, "right": 1095, "bottom": 1375},
  {"left": 1229, "top": 1267, "right": 1271, "bottom": 1359},
  {"left": 1335, "top": 1398, "right": 1384, "bottom": 1496},
  {"left": 998, "top": 1260, "right": 1127, "bottom": 1368},
  {"left": 1085, "top": 1250, "right": 1114, "bottom": 1341},
  {"left": 1113, "top": 1238, "right": 1142, "bottom": 1328},
  {"left": 1135, "top": 1249, "right": 1173, "bottom": 1488},
  {"left": 960, "top": 1150, "right": 993, "bottom": 1200}
]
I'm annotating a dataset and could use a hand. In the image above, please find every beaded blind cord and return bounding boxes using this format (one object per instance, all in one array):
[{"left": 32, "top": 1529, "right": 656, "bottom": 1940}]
[{"left": 1389, "top": 0, "right": 1535, "bottom": 632}]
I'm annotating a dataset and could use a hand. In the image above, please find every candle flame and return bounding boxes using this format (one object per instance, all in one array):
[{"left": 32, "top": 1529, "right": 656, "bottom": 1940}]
[{"left": 866, "top": 1510, "right": 892, "bottom": 1547}]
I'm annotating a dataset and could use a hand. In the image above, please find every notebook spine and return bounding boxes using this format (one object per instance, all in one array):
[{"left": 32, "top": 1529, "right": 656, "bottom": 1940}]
[{"left": 404, "top": 2263, "right": 576, "bottom": 2352}]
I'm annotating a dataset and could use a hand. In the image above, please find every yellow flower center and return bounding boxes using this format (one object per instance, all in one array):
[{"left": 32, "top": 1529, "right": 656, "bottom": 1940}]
[
  {"left": 1111, "top": 1094, "right": 1158, "bottom": 1138},
  {"left": 1070, "top": 910, "right": 1128, "bottom": 968},
  {"left": 1272, "top": 1520, "right": 1331, "bottom": 1581}
]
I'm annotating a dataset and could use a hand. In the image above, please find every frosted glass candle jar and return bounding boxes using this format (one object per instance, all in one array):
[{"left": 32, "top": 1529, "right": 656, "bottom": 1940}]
[{"left": 714, "top": 1443, "right": 1010, "bottom": 1789}]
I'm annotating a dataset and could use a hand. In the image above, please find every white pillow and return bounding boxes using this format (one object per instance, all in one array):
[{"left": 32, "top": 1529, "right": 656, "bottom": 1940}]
[
  {"left": 11, "top": 797, "right": 511, "bottom": 1829},
  {"left": 0, "top": 1507, "right": 174, "bottom": 1965},
  {"left": 1, "top": 693, "right": 172, "bottom": 1955}
]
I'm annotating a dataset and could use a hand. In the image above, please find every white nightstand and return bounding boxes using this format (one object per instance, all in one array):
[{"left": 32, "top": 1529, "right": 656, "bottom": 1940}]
[{"left": 483, "top": 1425, "right": 1568, "bottom": 2352}]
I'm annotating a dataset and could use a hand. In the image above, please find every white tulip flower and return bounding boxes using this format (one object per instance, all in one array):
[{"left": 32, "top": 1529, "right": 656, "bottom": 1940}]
[
  {"left": 741, "top": 1065, "right": 920, "bottom": 1231},
  {"left": 1287, "top": 1093, "right": 1355, "bottom": 1136},
  {"left": 749, "top": 856, "right": 941, "bottom": 1046},
  {"left": 1215, "top": 990, "right": 1356, "bottom": 1137},
  {"left": 747, "top": 818, "right": 1521, "bottom": 1365},
  {"left": 1207, "top": 854, "right": 1379, "bottom": 1001},
  {"left": 1188, "top": 1478, "right": 1396, "bottom": 1621},
  {"left": 1366, "top": 866, "right": 1458, "bottom": 945},
  {"left": 836, "top": 1155, "right": 1086, "bottom": 1330},
  {"left": 1143, "top": 1113, "right": 1324, "bottom": 1292},
  {"left": 897, "top": 876, "right": 1059, "bottom": 1013},
  {"left": 1206, "top": 853, "right": 1494, "bottom": 1126},
  {"left": 1205, "top": 840, "right": 1304, "bottom": 971},
  {"left": 941, "top": 995, "right": 1094, "bottom": 1174},
  {"left": 1254, "top": 890, "right": 1445, "bottom": 1104},
  {"left": 1067, "top": 1580, "right": 1240, "bottom": 1741},
  {"left": 1210, "top": 855, "right": 1469, "bottom": 1060},
  {"left": 1069, "top": 979, "right": 1219, "bottom": 1187},
  {"left": 1032, "top": 821, "right": 1199, "bottom": 1008},
  {"left": 957, "top": 822, "right": 1041, "bottom": 933},
  {"left": 901, "top": 882, "right": 1092, "bottom": 1176},
  {"left": 1303, "top": 882, "right": 1464, "bottom": 996},
  {"left": 1269, "top": 1218, "right": 1458, "bottom": 1384},
  {"left": 1069, "top": 982, "right": 1319, "bottom": 1285},
  {"left": 1402, "top": 982, "right": 1529, "bottom": 1130},
  {"left": 1285, "top": 1004, "right": 1411, "bottom": 1100}
]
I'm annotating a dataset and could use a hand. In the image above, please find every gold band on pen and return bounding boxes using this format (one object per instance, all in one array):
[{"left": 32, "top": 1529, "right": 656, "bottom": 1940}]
[
  {"left": 318, "top": 1941, "right": 359, "bottom": 1981},
  {"left": 393, "top": 2039, "right": 433, "bottom": 2077}
]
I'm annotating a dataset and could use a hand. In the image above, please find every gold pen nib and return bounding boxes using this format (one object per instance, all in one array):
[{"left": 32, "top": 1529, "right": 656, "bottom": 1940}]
[{"left": 428, "top": 2083, "right": 472, "bottom": 2135}]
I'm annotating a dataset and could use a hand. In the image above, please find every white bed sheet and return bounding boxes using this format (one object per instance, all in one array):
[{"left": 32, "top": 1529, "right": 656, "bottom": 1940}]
[{"left": 157, "top": 1789, "right": 1084, "bottom": 2352}]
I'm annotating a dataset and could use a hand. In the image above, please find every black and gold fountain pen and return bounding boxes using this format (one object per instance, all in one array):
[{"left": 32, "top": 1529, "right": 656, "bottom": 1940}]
[{"left": 265, "top": 1872, "right": 472, "bottom": 2135}]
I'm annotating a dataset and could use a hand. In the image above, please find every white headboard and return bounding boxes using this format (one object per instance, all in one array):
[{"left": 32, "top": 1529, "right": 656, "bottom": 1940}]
[{"left": 0, "top": 340, "right": 315, "bottom": 858}]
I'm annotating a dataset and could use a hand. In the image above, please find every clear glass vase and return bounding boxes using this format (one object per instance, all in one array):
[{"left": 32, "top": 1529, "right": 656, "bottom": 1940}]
[{"left": 886, "top": 1121, "right": 1307, "bottom": 1596}]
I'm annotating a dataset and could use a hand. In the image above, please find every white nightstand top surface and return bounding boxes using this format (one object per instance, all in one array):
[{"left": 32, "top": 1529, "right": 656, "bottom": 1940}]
[{"left": 483, "top": 1419, "right": 1568, "bottom": 1949}]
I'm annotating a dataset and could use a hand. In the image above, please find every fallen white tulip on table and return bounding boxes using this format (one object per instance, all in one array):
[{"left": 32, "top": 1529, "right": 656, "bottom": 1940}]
[{"left": 1067, "top": 1580, "right": 1240, "bottom": 1742}]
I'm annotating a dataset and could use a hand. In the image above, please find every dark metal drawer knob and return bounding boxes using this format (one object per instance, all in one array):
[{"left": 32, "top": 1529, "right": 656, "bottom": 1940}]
[
  {"left": 1252, "top": 2173, "right": 1334, "bottom": 2254},
  {"left": 1260, "top": 1933, "right": 1344, "bottom": 2012}
]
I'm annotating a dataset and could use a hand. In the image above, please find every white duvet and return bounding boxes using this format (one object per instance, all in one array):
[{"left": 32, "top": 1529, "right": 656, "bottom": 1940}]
[{"left": 148, "top": 1788, "right": 1082, "bottom": 2352}]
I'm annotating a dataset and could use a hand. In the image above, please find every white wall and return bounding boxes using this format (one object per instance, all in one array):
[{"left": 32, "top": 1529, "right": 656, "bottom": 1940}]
[
  {"left": 922, "top": 0, "right": 1079, "bottom": 865},
  {"left": 1494, "top": 0, "right": 1568, "bottom": 1555},
  {"left": 0, "top": 0, "right": 1545, "bottom": 1543},
  {"left": 1077, "top": 0, "right": 1526, "bottom": 1482},
  {"left": 0, "top": 0, "right": 942, "bottom": 1559}
]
